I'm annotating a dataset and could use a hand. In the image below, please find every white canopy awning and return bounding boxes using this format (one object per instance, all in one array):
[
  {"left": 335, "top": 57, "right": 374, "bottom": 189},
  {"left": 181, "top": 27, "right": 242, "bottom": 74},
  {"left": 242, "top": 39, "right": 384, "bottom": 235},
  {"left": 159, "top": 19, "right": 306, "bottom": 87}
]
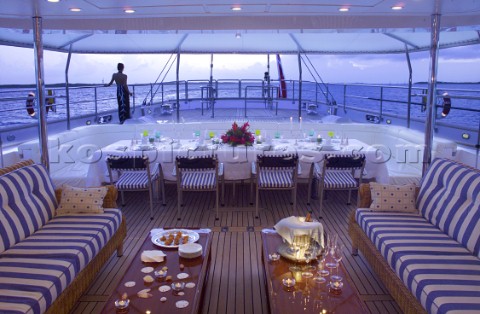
[{"left": 0, "top": 0, "right": 479, "bottom": 54}]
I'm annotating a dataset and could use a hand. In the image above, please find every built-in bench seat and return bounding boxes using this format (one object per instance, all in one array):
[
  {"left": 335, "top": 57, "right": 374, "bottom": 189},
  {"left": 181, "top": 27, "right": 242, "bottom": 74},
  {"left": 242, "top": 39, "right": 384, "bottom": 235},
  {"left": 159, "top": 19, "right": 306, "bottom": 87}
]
[
  {"left": 0, "top": 161, "right": 126, "bottom": 314},
  {"left": 349, "top": 158, "right": 480, "bottom": 314}
]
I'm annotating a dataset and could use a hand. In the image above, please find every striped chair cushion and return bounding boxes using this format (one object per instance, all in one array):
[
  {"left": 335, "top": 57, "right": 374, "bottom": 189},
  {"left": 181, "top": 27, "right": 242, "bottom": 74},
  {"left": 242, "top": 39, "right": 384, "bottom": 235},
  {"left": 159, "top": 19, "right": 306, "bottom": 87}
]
[
  {"left": 259, "top": 169, "right": 294, "bottom": 188},
  {"left": 0, "top": 164, "right": 57, "bottom": 254},
  {"left": 116, "top": 172, "right": 151, "bottom": 189},
  {"left": 356, "top": 208, "right": 480, "bottom": 314},
  {"left": 0, "top": 208, "right": 122, "bottom": 314},
  {"left": 181, "top": 171, "right": 216, "bottom": 189},
  {"left": 417, "top": 158, "right": 480, "bottom": 257},
  {"left": 323, "top": 171, "right": 357, "bottom": 189}
]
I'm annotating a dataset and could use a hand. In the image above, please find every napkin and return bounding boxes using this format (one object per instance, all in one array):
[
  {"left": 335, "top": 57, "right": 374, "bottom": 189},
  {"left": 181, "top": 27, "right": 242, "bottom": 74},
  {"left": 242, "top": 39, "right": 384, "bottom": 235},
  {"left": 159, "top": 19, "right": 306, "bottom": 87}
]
[
  {"left": 141, "top": 250, "right": 166, "bottom": 263},
  {"left": 274, "top": 216, "right": 324, "bottom": 247}
]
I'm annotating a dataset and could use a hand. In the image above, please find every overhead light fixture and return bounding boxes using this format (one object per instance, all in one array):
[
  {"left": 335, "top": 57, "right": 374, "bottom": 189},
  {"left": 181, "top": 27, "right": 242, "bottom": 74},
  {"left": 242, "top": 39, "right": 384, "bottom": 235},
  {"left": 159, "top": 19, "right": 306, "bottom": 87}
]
[
  {"left": 235, "top": 32, "right": 241, "bottom": 39},
  {"left": 47, "top": 0, "right": 60, "bottom": 2},
  {"left": 231, "top": 6, "right": 242, "bottom": 11},
  {"left": 124, "top": 9, "right": 135, "bottom": 13},
  {"left": 391, "top": 5, "right": 403, "bottom": 10},
  {"left": 70, "top": 8, "right": 81, "bottom": 12},
  {"left": 338, "top": 7, "right": 349, "bottom": 12}
]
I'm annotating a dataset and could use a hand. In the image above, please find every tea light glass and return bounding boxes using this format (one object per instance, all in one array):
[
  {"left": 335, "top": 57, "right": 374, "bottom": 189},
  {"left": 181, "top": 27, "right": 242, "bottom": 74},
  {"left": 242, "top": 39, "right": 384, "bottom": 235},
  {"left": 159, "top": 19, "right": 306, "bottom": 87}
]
[
  {"left": 171, "top": 281, "right": 185, "bottom": 292},
  {"left": 114, "top": 298, "right": 130, "bottom": 310},
  {"left": 268, "top": 252, "right": 280, "bottom": 262},
  {"left": 282, "top": 277, "right": 296, "bottom": 288},
  {"left": 154, "top": 270, "right": 167, "bottom": 280}
]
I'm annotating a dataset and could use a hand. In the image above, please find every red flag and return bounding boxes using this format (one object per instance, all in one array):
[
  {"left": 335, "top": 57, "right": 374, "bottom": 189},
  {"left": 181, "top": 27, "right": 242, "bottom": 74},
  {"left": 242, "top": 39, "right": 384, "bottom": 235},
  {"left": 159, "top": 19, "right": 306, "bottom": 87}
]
[{"left": 276, "top": 54, "right": 287, "bottom": 98}]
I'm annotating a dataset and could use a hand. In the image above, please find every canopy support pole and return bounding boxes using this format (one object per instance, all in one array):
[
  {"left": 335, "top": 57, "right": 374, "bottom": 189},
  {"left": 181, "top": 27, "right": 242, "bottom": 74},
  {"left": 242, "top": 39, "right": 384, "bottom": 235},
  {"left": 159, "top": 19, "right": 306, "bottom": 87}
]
[
  {"left": 422, "top": 13, "right": 441, "bottom": 176},
  {"left": 176, "top": 51, "right": 180, "bottom": 123},
  {"left": 297, "top": 52, "right": 302, "bottom": 120},
  {"left": 267, "top": 54, "right": 271, "bottom": 100},
  {"left": 405, "top": 44, "right": 413, "bottom": 129},
  {"left": 209, "top": 53, "right": 215, "bottom": 118},
  {"left": 65, "top": 45, "right": 72, "bottom": 130},
  {"left": 32, "top": 16, "right": 49, "bottom": 171}
]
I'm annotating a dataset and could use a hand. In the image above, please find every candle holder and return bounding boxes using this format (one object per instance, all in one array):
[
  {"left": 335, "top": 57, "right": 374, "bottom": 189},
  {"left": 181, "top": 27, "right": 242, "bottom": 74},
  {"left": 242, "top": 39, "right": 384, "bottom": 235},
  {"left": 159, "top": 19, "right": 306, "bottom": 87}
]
[
  {"left": 268, "top": 252, "right": 280, "bottom": 262},
  {"left": 114, "top": 298, "right": 130, "bottom": 310},
  {"left": 171, "top": 281, "right": 185, "bottom": 292},
  {"left": 329, "top": 279, "right": 344, "bottom": 294},
  {"left": 154, "top": 270, "right": 167, "bottom": 280},
  {"left": 282, "top": 277, "right": 296, "bottom": 289}
]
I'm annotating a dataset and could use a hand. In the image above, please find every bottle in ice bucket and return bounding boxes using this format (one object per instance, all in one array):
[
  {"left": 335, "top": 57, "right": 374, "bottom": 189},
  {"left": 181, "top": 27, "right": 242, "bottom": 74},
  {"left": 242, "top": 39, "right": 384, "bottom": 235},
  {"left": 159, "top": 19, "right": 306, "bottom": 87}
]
[{"left": 305, "top": 212, "right": 312, "bottom": 222}]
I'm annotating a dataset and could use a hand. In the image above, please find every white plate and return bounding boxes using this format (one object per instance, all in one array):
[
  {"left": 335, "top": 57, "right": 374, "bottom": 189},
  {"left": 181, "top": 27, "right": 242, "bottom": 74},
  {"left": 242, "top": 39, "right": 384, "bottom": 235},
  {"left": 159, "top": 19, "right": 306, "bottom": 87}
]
[{"left": 151, "top": 229, "right": 200, "bottom": 249}]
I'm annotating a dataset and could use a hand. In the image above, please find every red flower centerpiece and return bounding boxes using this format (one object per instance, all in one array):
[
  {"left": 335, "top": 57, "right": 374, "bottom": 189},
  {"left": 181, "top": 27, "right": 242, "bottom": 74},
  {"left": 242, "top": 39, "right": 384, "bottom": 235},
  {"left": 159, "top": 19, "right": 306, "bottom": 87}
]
[{"left": 221, "top": 121, "right": 255, "bottom": 147}]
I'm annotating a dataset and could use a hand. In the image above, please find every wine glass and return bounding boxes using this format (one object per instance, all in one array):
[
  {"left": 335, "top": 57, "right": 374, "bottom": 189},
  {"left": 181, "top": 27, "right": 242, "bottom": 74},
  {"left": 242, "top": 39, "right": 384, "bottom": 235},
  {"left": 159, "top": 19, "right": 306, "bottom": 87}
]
[
  {"left": 288, "top": 229, "right": 302, "bottom": 272},
  {"left": 302, "top": 236, "right": 316, "bottom": 274},
  {"left": 330, "top": 244, "right": 344, "bottom": 282},
  {"left": 313, "top": 252, "right": 328, "bottom": 283},
  {"left": 325, "top": 232, "right": 338, "bottom": 269}
]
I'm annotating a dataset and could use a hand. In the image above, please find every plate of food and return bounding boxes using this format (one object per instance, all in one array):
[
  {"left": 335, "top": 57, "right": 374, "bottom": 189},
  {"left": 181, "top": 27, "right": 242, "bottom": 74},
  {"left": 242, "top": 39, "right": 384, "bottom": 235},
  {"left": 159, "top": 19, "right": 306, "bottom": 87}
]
[{"left": 151, "top": 229, "right": 200, "bottom": 249}]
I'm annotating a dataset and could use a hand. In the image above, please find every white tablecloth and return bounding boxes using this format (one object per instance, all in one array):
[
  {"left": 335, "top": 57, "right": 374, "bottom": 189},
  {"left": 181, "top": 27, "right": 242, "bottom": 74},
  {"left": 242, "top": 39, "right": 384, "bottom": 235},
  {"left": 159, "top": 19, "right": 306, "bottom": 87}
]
[{"left": 85, "top": 138, "right": 389, "bottom": 187}]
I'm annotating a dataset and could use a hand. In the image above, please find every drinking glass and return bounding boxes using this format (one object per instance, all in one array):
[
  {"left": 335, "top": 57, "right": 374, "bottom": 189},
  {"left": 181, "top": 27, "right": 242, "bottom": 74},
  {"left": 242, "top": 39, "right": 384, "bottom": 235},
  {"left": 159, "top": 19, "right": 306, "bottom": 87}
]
[
  {"left": 325, "top": 232, "right": 338, "bottom": 269},
  {"left": 288, "top": 229, "right": 302, "bottom": 272},
  {"left": 330, "top": 244, "right": 344, "bottom": 282},
  {"left": 303, "top": 233, "right": 316, "bottom": 273}
]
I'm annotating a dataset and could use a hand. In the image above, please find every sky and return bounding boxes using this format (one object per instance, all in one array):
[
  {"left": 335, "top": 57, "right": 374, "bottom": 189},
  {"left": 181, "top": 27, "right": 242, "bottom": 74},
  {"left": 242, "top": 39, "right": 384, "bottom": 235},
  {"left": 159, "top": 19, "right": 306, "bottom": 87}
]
[{"left": 1, "top": 44, "right": 479, "bottom": 85}]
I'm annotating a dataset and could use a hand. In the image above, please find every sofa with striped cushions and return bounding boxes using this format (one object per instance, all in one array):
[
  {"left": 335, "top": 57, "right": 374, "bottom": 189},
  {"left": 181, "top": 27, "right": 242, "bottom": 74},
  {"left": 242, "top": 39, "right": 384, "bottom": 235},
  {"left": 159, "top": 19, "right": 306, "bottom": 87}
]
[
  {"left": 349, "top": 158, "right": 480, "bottom": 314},
  {"left": 0, "top": 161, "right": 127, "bottom": 314}
]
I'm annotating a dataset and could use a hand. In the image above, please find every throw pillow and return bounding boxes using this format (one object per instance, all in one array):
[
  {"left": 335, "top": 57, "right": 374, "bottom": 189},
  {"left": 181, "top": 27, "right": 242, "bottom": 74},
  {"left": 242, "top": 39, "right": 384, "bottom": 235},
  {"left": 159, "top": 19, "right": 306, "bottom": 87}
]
[
  {"left": 369, "top": 182, "right": 417, "bottom": 212},
  {"left": 57, "top": 185, "right": 108, "bottom": 215}
]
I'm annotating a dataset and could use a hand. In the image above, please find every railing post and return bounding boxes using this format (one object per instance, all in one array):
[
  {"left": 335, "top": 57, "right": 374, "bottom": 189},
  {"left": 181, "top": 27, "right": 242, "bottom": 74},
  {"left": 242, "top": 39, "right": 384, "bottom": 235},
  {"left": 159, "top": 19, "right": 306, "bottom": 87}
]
[
  {"left": 150, "top": 83, "right": 153, "bottom": 105},
  {"left": 94, "top": 86, "right": 98, "bottom": 118},
  {"left": 379, "top": 86, "right": 384, "bottom": 122}
]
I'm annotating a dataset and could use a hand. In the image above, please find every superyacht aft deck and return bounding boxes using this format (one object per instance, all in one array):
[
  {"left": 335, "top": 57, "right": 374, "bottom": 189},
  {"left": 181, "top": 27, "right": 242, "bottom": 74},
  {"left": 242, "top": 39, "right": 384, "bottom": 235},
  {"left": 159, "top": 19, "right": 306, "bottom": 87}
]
[{"left": 71, "top": 183, "right": 401, "bottom": 314}]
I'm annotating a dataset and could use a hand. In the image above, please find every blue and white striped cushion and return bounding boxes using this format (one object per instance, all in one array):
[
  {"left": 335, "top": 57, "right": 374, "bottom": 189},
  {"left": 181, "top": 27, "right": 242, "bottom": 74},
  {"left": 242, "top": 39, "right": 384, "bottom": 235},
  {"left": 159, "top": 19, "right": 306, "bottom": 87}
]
[
  {"left": 259, "top": 169, "right": 294, "bottom": 188},
  {"left": 0, "top": 257, "right": 75, "bottom": 314},
  {"left": 0, "top": 208, "right": 122, "bottom": 314},
  {"left": 356, "top": 208, "right": 480, "bottom": 314},
  {"left": 323, "top": 171, "right": 357, "bottom": 189},
  {"left": 0, "top": 164, "right": 57, "bottom": 254},
  {"left": 116, "top": 172, "right": 151, "bottom": 189},
  {"left": 181, "top": 171, "right": 216, "bottom": 189},
  {"left": 418, "top": 158, "right": 480, "bottom": 257}
]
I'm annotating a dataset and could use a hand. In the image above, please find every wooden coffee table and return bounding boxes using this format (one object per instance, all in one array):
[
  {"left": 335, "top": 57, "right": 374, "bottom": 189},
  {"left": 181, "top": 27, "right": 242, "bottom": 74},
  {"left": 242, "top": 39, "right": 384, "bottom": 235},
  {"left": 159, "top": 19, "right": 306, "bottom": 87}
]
[
  {"left": 103, "top": 228, "right": 212, "bottom": 313},
  {"left": 261, "top": 229, "right": 368, "bottom": 314}
]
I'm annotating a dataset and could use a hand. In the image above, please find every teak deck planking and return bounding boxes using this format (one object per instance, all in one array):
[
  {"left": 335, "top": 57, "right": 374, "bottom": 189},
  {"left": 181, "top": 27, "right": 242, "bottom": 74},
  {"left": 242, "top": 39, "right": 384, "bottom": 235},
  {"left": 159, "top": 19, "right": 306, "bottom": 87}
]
[{"left": 71, "top": 182, "right": 402, "bottom": 314}]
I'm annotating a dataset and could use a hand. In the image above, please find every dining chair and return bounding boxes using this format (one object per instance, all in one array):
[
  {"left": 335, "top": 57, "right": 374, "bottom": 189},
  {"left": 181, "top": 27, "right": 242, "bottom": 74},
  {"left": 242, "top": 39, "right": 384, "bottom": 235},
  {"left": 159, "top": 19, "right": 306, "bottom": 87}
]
[
  {"left": 314, "top": 154, "right": 366, "bottom": 219},
  {"left": 106, "top": 155, "right": 163, "bottom": 220},
  {"left": 175, "top": 155, "right": 223, "bottom": 220},
  {"left": 253, "top": 154, "right": 299, "bottom": 218}
]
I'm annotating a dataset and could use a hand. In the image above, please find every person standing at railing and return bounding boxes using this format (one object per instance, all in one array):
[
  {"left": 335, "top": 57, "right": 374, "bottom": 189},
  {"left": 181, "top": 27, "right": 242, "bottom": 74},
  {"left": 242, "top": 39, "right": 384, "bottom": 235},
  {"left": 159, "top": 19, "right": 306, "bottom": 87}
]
[{"left": 105, "top": 63, "right": 132, "bottom": 124}]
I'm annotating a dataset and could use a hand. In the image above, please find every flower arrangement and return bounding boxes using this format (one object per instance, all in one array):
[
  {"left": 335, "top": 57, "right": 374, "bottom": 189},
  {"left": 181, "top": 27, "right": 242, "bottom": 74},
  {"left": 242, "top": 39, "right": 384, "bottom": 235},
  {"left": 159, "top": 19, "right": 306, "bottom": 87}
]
[{"left": 221, "top": 121, "right": 255, "bottom": 146}]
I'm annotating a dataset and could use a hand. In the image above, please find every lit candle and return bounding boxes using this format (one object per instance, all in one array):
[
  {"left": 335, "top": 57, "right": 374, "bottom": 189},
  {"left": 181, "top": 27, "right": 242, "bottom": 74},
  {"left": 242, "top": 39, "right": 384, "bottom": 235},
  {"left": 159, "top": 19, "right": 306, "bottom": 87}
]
[
  {"left": 290, "top": 117, "right": 293, "bottom": 130},
  {"left": 114, "top": 294, "right": 130, "bottom": 309},
  {"left": 282, "top": 277, "right": 296, "bottom": 288},
  {"left": 299, "top": 117, "right": 302, "bottom": 129}
]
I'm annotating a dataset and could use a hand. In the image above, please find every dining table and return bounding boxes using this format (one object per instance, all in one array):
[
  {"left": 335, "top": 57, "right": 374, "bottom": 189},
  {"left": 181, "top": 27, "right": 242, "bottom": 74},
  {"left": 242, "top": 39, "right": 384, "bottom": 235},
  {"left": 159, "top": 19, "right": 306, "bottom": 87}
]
[{"left": 85, "top": 137, "right": 389, "bottom": 187}]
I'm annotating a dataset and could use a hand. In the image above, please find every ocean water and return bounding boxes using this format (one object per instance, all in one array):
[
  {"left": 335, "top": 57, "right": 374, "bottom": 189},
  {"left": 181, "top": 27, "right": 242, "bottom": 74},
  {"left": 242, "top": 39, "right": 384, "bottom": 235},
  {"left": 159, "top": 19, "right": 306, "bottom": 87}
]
[{"left": 0, "top": 82, "right": 479, "bottom": 129}]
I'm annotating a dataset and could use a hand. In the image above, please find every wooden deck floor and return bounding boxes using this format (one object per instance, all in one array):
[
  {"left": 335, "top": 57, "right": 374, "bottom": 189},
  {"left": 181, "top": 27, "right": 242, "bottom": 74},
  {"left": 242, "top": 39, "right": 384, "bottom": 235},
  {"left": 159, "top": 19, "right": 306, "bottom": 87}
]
[{"left": 71, "top": 182, "right": 402, "bottom": 314}]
